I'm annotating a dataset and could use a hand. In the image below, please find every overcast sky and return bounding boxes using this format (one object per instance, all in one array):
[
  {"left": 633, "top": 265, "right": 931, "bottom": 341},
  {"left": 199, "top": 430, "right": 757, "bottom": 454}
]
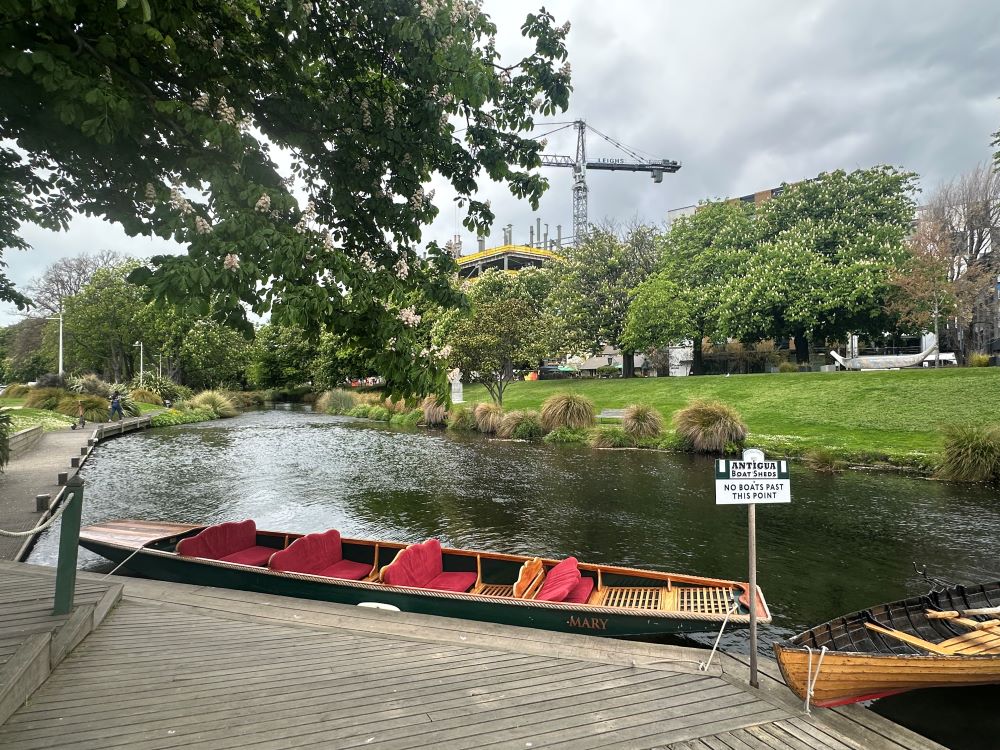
[{"left": 5, "top": 0, "right": 999, "bottom": 324}]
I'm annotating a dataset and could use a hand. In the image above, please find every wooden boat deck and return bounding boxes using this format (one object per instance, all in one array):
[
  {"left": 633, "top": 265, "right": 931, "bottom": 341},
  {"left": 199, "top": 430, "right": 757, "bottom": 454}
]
[{"left": 0, "top": 561, "right": 944, "bottom": 750}]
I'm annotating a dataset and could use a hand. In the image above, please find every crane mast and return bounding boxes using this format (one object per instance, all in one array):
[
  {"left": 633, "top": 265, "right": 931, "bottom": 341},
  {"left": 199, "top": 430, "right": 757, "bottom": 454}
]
[{"left": 538, "top": 120, "right": 681, "bottom": 243}]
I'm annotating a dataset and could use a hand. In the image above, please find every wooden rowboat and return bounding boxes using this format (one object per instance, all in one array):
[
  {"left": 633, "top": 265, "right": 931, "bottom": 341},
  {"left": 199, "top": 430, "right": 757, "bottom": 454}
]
[
  {"left": 79, "top": 519, "right": 770, "bottom": 638},
  {"left": 773, "top": 580, "right": 1000, "bottom": 708}
]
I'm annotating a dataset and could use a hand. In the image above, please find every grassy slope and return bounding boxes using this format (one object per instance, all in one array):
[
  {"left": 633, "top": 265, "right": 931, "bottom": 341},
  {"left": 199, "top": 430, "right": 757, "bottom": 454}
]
[{"left": 464, "top": 368, "right": 1000, "bottom": 460}]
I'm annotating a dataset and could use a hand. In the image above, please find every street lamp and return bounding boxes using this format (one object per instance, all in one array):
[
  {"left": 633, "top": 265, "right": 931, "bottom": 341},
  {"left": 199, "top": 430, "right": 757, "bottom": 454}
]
[
  {"left": 47, "top": 312, "right": 64, "bottom": 376},
  {"left": 133, "top": 340, "right": 144, "bottom": 386}
]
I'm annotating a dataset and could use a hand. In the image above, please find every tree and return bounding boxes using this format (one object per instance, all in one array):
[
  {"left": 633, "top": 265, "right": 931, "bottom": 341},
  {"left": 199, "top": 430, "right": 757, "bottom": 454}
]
[
  {"left": 548, "top": 223, "right": 659, "bottom": 377},
  {"left": 438, "top": 268, "right": 551, "bottom": 405},
  {"left": 2, "top": 1, "right": 572, "bottom": 397},
  {"left": 247, "top": 324, "right": 316, "bottom": 390},
  {"left": 177, "top": 321, "right": 251, "bottom": 390},
  {"left": 720, "top": 167, "right": 917, "bottom": 363},
  {"left": 25, "top": 250, "right": 125, "bottom": 315},
  {"left": 624, "top": 202, "right": 754, "bottom": 375}
]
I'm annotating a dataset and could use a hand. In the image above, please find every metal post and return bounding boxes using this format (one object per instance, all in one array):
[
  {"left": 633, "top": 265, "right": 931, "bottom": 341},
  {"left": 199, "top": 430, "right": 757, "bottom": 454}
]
[
  {"left": 53, "top": 476, "right": 84, "bottom": 615},
  {"left": 748, "top": 502, "right": 758, "bottom": 688},
  {"left": 58, "top": 313, "right": 64, "bottom": 376}
]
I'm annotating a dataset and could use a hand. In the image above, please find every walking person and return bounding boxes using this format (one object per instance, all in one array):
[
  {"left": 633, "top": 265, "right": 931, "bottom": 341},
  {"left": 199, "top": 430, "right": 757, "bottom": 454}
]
[{"left": 109, "top": 390, "right": 124, "bottom": 421}]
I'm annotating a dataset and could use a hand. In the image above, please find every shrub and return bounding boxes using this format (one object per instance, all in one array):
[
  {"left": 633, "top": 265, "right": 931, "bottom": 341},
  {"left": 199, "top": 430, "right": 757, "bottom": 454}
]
[
  {"left": 446, "top": 405, "right": 478, "bottom": 431},
  {"left": 588, "top": 426, "right": 634, "bottom": 449},
  {"left": 421, "top": 396, "right": 447, "bottom": 427},
  {"left": 347, "top": 404, "right": 372, "bottom": 418},
  {"left": 621, "top": 403, "right": 663, "bottom": 439},
  {"left": 25, "top": 387, "right": 67, "bottom": 411},
  {"left": 938, "top": 424, "right": 1000, "bottom": 482},
  {"left": 3, "top": 384, "right": 30, "bottom": 398},
  {"left": 474, "top": 402, "right": 504, "bottom": 434},
  {"left": 188, "top": 390, "right": 238, "bottom": 418},
  {"left": 264, "top": 385, "right": 313, "bottom": 402},
  {"left": 384, "top": 396, "right": 411, "bottom": 414},
  {"left": 67, "top": 373, "right": 112, "bottom": 398},
  {"left": 390, "top": 409, "right": 423, "bottom": 427},
  {"left": 225, "top": 391, "right": 266, "bottom": 409},
  {"left": 35, "top": 372, "right": 66, "bottom": 388},
  {"left": 316, "top": 389, "right": 357, "bottom": 415},
  {"left": 543, "top": 426, "right": 589, "bottom": 444},
  {"left": 151, "top": 407, "right": 217, "bottom": 427},
  {"left": 498, "top": 410, "right": 544, "bottom": 440},
  {"left": 778, "top": 362, "right": 798, "bottom": 373},
  {"left": 367, "top": 405, "right": 391, "bottom": 421},
  {"left": 673, "top": 399, "right": 748, "bottom": 454},
  {"left": 803, "top": 447, "right": 845, "bottom": 473},
  {"left": 969, "top": 353, "right": 991, "bottom": 367},
  {"left": 56, "top": 394, "right": 110, "bottom": 423},
  {"left": 130, "top": 388, "right": 163, "bottom": 405},
  {"left": 539, "top": 393, "right": 596, "bottom": 431}
]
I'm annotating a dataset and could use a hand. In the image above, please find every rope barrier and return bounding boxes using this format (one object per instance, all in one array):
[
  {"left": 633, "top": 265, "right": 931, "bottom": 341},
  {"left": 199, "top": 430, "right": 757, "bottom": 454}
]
[
  {"left": 0, "top": 489, "right": 75, "bottom": 537},
  {"left": 804, "top": 644, "right": 829, "bottom": 714},
  {"left": 698, "top": 600, "right": 739, "bottom": 672},
  {"left": 102, "top": 544, "right": 147, "bottom": 579}
]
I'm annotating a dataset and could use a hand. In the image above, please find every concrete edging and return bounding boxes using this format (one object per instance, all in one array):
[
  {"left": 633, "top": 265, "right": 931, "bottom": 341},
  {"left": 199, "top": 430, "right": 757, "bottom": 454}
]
[{"left": 7, "top": 426, "right": 42, "bottom": 460}]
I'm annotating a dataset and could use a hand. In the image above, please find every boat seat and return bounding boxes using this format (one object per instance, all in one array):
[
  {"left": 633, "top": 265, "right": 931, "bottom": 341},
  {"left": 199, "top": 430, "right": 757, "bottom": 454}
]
[
  {"left": 536, "top": 557, "right": 594, "bottom": 604},
  {"left": 268, "top": 529, "right": 373, "bottom": 581},
  {"left": 379, "top": 538, "right": 477, "bottom": 593},
  {"left": 175, "top": 520, "right": 275, "bottom": 567}
]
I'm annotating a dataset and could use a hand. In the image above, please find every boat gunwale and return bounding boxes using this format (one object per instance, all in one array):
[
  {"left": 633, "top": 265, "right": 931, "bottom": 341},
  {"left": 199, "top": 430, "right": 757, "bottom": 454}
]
[{"left": 79, "top": 523, "right": 771, "bottom": 623}]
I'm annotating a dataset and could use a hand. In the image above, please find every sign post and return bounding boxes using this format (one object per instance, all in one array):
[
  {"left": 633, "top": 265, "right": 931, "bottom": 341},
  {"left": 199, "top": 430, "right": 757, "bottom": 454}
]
[{"left": 715, "top": 448, "right": 790, "bottom": 689}]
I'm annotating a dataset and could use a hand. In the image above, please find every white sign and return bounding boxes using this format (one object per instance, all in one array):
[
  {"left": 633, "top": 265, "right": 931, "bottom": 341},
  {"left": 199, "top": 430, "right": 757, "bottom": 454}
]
[{"left": 715, "top": 458, "right": 790, "bottom": 505}]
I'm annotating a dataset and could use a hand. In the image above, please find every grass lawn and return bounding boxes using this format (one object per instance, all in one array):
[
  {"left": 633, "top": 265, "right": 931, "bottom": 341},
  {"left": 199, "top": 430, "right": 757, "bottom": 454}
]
[
  {"left": 4, "top": 407, "right": 75, "bottom": 432},
  {"left": 463, "top": 368, "right": 1000, "bottom": 466}
]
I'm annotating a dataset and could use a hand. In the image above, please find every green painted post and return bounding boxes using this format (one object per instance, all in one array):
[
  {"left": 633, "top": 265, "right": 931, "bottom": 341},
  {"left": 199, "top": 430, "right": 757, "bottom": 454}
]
[{"left": 52, "top": 475, "right": 84, "bottom": 615}]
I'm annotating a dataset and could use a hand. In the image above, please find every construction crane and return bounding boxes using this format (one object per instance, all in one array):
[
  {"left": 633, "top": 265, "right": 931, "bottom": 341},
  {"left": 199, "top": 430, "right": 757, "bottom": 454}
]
[{"left": 538, "top": 120, "right": 681, "bottom": 243}]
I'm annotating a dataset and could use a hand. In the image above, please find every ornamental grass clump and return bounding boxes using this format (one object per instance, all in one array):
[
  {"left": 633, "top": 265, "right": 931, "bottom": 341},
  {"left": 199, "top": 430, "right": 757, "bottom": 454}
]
[
  {"left": 25, "top": 387, "right": 67, "bottom": 411},
  {"left": 673, "top": 399, "right": 747, "bottom": 454},
  {"left": 347, "top": 404, "right": 372, "bottom": 418},
  {"left": 66, "top": 373, "right": 112, "bottom": 398},
  {"left": 543, "top": 426, "right": 589, "bottom": 444},
  {"left": 777, "top": 362, "right": 798, "bottom": 373},
  {"left": 474, "top": 402, "right": 504, "bottom": 435},
  {"left": 938, "top": 424, "right": 1000, "bottom": 482},
  {"left": 130, "top": 388, "right": 163, "bottom": 405},
  {"left": 366, "top": 405, "right": 391, "bottom": 421},
  {"left": 969, "top": 353, "right": 991, "bottom": 367},
  {"left": 621, "top": 403, "right": 663, "bottom": 440},
  {"left": 446, "top": 405, "right": 477, "bottom": 431},
  {"left": 316, "top": 389, "right": 357, "bottom": 415},
  {"left": 539, "top": 393, "right": 596, "bottom": 432},
  {"left": 56, "top": 394, "right": 109, "bottom": 423},
  {"left": 803, "top": 447, "right": 845, "bottom": 474},
  {"left": 587, "top": 426, "right": 634, "bottom": 449},
  {"left": 390, "top": 409, "right": 423, "bottom": 427},
  {"left": 188, "top": 390, "right": 238, "bottom": 418},
  {"left": 3, "top": 384, "right": 30, "bottom": 398},
  {"left": 421, "top": 396, "right": 447, "bottom": 427},
  {"left": 497, "top": 410, "right": 544, "bottom": 440}
]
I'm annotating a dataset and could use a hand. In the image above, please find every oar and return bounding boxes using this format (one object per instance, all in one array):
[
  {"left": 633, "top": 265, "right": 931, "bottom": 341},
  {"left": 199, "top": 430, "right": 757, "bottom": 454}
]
[
  {"left": 925, "top": 610, "right": 1000, "bottom": 632},
  {"left": 926, "top": 605, "right": 1000, "bottom": 619},
  {"left": 864, "top": 622, "right": 956, "bottom": 655}
]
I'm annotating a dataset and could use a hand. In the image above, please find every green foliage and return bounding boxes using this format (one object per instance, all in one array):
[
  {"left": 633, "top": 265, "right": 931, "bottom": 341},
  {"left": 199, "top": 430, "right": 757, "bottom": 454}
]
[
  {"left": 366, "top": 405, "right": 391, "bottom": 422},
  {"left": 347, "top": 404, "right": 373, "bottom": 419},
  {"left": 6, "top": 407, "right": 75, "bottom": 432},
  {"left": 263, "top": 385, "right": 314, "bottom": 403},
  {"left": 188, "top": 390, "right": 238, "bottom": 418},
  {"left": 938, "top": 425, "right": 1000, "bottom": 482},
  {"left": 0, "top": 410, "right": 10, "bottom": 472},
  {"left": 389, "top": 409, "right": 423, "bottom": 428},
  {"left": 224, "top": 391, "right": 266, "bottom": 408},
  {"left": 621, "top": 403, "right": 663, "bottom": 439},
  {"left": 177, "top": 320, "right": 251, "bottom": 390},
  {"left": 969, "top": 353, "right": 991, "bottom": 367},
  {"left": 778, "top": 362, "right": 799, "bottom": 373},
  {"left": 247, "top": 324, "right": 314, "bottom": 390},
  {"left": 421, "top": 396, "right": 447, "bottom": 426},
  {"left": 803, "top": 447, "right": 845, "bottom": 473},
  {"left": 497, "top": 410, "right": 544, "bottom": 440},
  {"left": 56, "top": 394, "right": 109, "bottom": 423},
  {"left": 542, "top": 426, "right": 589, "bottom": 444},
  {"left": 130, "top": 388, "right": 163, "bottom": 405},
  {"left": 151, "top": 408, "right": 217, "bottom": 427},
  {"left": 473, "top": 402, "right": 504, "bottom": 434},
  {"left": 446, "top": 405, "right": 478, "bottom": 431},
  {"left": 673, "top": 399, "right": 748, "bottom": 454},
  {"left": 24, "top": 387, "right": 66, "bottom": 411},
  {"left": 67, "top": 373, "right": 113, "bottom": 398},
  {"left": 315, "top": 389, "right": 357, "bottom": 415},
  {"left": 587, "top": 426, "right": 634, "bottom": 449},
  {"left": 3, "top": 384, "right": 29, "bottom": 398},
  {"left": 539, "top": 393, "right": 596, "bottom": 431}
]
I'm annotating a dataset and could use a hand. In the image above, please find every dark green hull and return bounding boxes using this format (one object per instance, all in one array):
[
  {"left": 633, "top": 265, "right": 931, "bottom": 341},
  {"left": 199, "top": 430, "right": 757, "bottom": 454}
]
[{"left": 81, "top": 538, "right": 743, "bottom": 639}]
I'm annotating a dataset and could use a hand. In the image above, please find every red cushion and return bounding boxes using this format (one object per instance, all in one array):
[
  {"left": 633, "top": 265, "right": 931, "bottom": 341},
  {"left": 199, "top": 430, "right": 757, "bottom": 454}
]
[
  {"left": 269, "top": 530, "right": 343, "bottom": 574},
  {"left": 318, "top": 559, "right": 373, "bottom": 580},
  {"left": 381, "top": 539, "right": 443, "bottom": 587},
  {"left": 563, "top": 576, "right": 595, "bottom": 604},
  {"left": 176, "top": 520, "right": 258, "bottom": 560},
  {"left": 536, "top": 557, "right": 581, "bottom": 602},
  {"left": 219, "top": 546, "right": 275, "bottom": 566},
  {"left": 425, "top": 571, "right": 478, "bottom": 593}
]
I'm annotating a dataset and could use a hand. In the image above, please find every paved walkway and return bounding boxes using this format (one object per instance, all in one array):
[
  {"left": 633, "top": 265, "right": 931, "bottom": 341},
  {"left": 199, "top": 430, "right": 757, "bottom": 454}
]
[
  {"left": 0, "top": 428, "right": 92, "bottom": 561},
  {"left": 0, "top": 563, "right": 945, "bottom": 750}
]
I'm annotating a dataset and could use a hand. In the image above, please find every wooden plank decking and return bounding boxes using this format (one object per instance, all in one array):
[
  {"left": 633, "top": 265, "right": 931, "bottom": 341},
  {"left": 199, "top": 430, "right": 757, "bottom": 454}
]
[{"left": 0, "top": 563, "right": 944, "bottom": 750}]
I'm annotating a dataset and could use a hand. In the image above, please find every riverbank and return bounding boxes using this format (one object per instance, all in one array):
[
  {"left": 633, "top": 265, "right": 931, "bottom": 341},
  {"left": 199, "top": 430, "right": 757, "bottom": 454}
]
[{"left": 463, "top": 367, "right": 1000, "bottom": 472}]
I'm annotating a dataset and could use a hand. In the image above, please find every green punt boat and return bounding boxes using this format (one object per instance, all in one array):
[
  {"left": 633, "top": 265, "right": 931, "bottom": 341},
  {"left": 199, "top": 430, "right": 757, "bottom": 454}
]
[{"left": 79, "top": 519, "right": 771, "bottom": 638}]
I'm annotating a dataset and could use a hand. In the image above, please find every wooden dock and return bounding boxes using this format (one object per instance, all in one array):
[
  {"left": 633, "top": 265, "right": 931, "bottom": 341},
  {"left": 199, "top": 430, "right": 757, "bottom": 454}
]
[{"left": 0, "top": 561, "right": 945, "bottom": 749}]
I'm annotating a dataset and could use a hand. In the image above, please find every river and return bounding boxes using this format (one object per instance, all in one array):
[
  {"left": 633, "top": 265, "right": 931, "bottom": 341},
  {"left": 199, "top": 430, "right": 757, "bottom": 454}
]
[{"left": 27, "top": 407, "right": 1000, "bottom": 748}]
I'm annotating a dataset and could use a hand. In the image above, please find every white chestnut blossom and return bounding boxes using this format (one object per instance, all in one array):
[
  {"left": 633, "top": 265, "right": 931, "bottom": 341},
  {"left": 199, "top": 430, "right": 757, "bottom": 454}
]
[
  {"left": 144, "top": 183, "right": 157, "bottom": 202},
  {"left": 358, "top": 252, "right": 377, "bottom": 273},
  {"left": 394, "top": 255, "right": 409, "bottom": 280},
  {"left": 194, "top": 216, "right": 212, "bottom": 235},
  {"left": 223, "top": 253, "right": 240, "bottom": 270},
  {"left": 255, "top": 193, "right": 271, "bottom": 212},
  {"left": 216, "top": 97, "right": 238, "bottom": 126},
  {"left": 437, "top": 344, "right": 452, "bottom": 359},
  {"left": 169, "top": 186, "right": 194, "bottom": 216},
  {"left": 193, "top": 92, "right": 210, "bottom": 111},
  {"left": 398, "top": 306, "right": 421, "bottom": 327}
]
